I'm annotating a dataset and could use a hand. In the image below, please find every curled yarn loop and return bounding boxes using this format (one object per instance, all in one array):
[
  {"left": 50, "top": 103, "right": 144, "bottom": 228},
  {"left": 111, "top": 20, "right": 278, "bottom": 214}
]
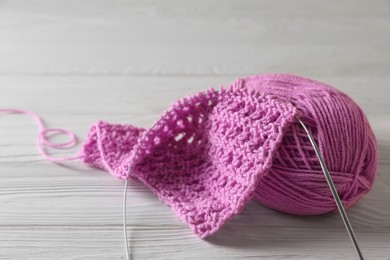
[
  {"left": 0, "top": 108, "right": 80, "bottom": 162},
  {"left": 79, "top": 74, "right": 377, "bottom": 238}
]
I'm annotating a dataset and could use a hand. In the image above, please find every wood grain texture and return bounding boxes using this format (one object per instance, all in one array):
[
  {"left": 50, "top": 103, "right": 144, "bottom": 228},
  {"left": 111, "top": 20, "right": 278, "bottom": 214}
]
[{"left": 0, "top": 0, "right": 389, "bottom": 259}]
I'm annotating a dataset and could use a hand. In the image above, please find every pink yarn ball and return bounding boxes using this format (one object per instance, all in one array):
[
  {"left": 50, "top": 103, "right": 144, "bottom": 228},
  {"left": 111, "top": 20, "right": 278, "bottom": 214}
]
[{"left": 242, "top": 74, "right": 377, "bottom": 215}]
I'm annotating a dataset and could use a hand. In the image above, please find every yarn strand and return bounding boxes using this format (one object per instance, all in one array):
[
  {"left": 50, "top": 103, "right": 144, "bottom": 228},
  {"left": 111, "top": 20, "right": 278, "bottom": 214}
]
[{"left": 0, "top": 108, "right": 81, "bottom": 162}]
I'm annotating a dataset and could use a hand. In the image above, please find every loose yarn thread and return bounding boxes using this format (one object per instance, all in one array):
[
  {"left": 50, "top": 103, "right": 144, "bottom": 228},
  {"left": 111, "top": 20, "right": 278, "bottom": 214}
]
[{"left": 0, "top": 108, "right": 81, "bottom": 162}]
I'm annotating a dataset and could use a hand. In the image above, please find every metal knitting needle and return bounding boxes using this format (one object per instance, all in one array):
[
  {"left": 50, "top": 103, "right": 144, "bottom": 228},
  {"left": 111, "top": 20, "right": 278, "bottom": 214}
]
[
  {"left": 123, "top": 179, "right": 131, "bottom": 260},
  {"left": 120, "top": 92, "right": 364, "bottom": 259},
  {"left": 298, "top": 118, "right": 364, "bottom": 260}
]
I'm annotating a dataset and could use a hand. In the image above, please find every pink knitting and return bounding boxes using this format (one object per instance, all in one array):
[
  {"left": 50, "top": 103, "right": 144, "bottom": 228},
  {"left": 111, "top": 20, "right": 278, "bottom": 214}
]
[
  {"left": 78, "top": 74, "right": 377, "bottom": 238},
  {"left": 80, "top": 84, "right": 296, "bottom": 237},
  {"left": 2, "top": 74, "right": 376, "bottom": 239}
]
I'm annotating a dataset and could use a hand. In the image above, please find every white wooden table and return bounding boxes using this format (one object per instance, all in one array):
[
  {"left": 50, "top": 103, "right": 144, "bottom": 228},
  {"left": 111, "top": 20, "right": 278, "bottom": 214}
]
[{"left": 1, "top": 1, "right": 389, "bottom": 259}]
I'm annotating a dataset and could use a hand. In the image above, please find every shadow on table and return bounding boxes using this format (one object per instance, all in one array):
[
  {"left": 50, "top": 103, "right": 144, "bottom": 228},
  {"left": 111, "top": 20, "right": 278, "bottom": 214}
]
[{"left": 206, "top": 159, "right": 390, "bottom": 250}]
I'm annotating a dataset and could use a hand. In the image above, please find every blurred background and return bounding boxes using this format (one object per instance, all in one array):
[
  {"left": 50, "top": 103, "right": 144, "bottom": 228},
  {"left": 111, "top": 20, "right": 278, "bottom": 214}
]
[{"left": 0, "top": 0, "right": 389, "bottom": 259}]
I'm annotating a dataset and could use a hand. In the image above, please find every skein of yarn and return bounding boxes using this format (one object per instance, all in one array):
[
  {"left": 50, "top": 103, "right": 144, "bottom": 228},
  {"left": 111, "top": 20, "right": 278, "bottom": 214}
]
[{"left": 241, "top": 74, "right": 377, "bottom": 216}]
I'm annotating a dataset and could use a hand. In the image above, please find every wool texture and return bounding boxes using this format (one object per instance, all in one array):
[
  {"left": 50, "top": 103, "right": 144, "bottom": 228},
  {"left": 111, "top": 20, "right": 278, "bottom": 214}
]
[{"left": 79, "top": 74, "right": 377, "bottom": 238}]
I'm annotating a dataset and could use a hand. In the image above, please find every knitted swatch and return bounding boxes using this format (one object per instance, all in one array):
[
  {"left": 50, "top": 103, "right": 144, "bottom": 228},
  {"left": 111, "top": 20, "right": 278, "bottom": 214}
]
[
  {"left": 78, "top": 74, "right": 377, "bottom": 238},
  {"left": 80, "top": 85, "right": 296, "bottom": 237}
]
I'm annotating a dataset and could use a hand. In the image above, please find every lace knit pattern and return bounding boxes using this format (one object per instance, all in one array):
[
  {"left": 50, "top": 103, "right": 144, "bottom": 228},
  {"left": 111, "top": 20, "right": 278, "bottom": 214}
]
[{"left": 80, "top": 85, "right": 296, "bottom": 238}]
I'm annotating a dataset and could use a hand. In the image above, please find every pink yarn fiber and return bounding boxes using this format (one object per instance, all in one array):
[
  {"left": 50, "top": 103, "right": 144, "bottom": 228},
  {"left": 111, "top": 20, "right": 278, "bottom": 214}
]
[{"left": 79, "top": 74, "right": 377, "bottom": 238}]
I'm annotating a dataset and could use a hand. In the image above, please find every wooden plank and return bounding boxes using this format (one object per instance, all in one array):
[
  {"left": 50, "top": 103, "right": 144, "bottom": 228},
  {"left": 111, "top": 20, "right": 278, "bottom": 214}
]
[
  {"left": 0, "top": 226, "right": 389, "bottom": 259},
  {"left": 0, "top": 1, "right": 389, "bottom": 76}
]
